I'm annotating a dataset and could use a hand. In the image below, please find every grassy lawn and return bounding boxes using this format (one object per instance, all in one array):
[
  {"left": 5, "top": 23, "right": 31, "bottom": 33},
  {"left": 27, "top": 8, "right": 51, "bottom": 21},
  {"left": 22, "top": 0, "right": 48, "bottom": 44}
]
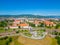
[
  {"left": 20, "top": 30, "right": 32, "bottom": 37},
  {"left": 0, "top": 27, "right": 13, "bottom": 33},
  {"left": 51, "top": 38, "right": 58, "bottom": 45},
  {"left": 10, "top": 36, "right": 23, "bottom": 45},
  {"left": 37, "top": 30, "right": 45, "bottom": 33},
  {"left": 14, "top": 40, "right": 23, "bottom": 45},
  {"left": 0, "top": 36, "right": 24, "bottom": 45},
  {"left": 0, "top": 36, "right": 12, "bottom": 45},
  {"left": 18, "top": 35, "right": 58, "bottom": 45},
  {"left": 0, "top": 29, "right": 13, "bottom": 33},
  {"left": 0, "top": 27, "right": 5, "bottom": 33},
  {"left": 0, "top": 35, "right": 58, "bottom": 45},
  {"left": 36, "top": 30, "right": 45, "bottom": 36},
  {"left": 20, "top": 30, "right": 29, "bottom": 33},
  {"left": 23, "top": 33, "right": 32, "bottom": 37},
  {"left": 0, "top": 39, "right": 6, "bottom": 45}
]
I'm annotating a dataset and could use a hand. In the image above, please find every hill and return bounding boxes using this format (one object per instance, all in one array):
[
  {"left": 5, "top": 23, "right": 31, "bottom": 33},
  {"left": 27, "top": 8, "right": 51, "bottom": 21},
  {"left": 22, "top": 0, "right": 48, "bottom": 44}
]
[{"left": 0, "top": 14, "right": 60, "bottom": 18}]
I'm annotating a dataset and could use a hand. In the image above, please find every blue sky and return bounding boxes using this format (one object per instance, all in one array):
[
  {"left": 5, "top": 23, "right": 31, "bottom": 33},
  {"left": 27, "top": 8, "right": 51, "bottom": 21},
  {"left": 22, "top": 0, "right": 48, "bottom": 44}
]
[{"left": 0, "top": 0, "right": 60, "bottom": 16}]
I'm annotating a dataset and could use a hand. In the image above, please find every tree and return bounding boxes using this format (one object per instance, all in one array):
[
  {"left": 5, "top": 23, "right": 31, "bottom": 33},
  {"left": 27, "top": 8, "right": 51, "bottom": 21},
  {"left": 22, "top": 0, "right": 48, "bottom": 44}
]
[
  {"left": 28, "top": 22, "right": 35, "bottom": 27},
  {"left": 55, "top": 36, "right": 60, "bottom": 45},
  {"left": 0, "top": 21, "right": 7, "bottom": 27},
  {"left": 52, "top": 31, "right": 58, "bottom": 35},
  {"left": 4, "top": 36, "right": 8, "bottom": 40},
  {"left": 18, "top": 26, "right": 20, "bottom": 28},
  {"left": 16, "top": 30, "right": 19, "bottom": 33},
  {"left": 9, "top": 37, "right": 12, "bottom": 42},
  {"left": 59, "top": 33, "right": 60, "bottom": 35},
  {"left": 55, "top": 24, "right": 60, "bottom": 29},
  {"left": 40, "top": 23, "right": 44, "bottom": 27},
  {"left": 5, "top": 37, "right": 12, "bottom": 45}
]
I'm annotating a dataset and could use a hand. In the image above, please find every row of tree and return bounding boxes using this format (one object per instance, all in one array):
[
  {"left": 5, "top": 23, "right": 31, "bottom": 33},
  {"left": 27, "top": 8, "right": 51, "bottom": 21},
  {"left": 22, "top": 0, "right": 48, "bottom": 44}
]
[
  {"left": 55, "top": 36, "right": 60, "bottom": 45},
  {"left": 0, "top": 36, "right": 12, "bottom": 45}
]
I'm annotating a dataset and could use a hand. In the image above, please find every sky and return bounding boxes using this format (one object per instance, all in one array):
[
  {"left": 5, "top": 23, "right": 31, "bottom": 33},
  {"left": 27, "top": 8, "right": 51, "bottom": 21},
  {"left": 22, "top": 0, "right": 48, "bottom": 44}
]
[{"left": 0, "top": 0, "right": 60, "bottom": 16}]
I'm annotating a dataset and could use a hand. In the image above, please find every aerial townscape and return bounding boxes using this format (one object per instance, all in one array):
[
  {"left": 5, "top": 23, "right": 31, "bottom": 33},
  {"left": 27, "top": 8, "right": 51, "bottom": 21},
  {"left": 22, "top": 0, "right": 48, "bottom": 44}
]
[
  {"left": 0, "top": 0, "right": 60, "bottom": 45},
  {"left": 0, "top": 15, "right": 60, "bottom": 45}
]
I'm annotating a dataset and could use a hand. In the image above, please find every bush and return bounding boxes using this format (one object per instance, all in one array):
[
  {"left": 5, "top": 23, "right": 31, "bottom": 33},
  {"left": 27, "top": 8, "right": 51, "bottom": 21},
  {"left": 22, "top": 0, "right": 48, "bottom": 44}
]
[
  {"left": 59, "top": 33, "right": 60, "bottom": 35},
  {"left": 55, "top": 24, "right": 60, "bottom": 29},
  {"left": 9, "top": 37, "right": 12, "bottom": 42},
  {"left": 0, "top": 21, "right": 7, "bottom": 27},
  {"left": 5, "top": 37, "right": 12, "bottom": 45},
  {"left": 40, "top": 23, "right": 44, "bottom": 27},
  {"left": 52, "top": 31, "right": 58, "bottom": 35},
  {"left": 4, "top": 36, "right": 8, "bottom": 40},
  {"left": 28, "top": 22, "right": 35, "bottom": 27},
  {"left": 55, "top": 36, "right": 60, "bottom": 45},
  {"left": 0, "top": 36, "right": 8, "bottom": 40},
  {"left": 16, "top": 31, "right": 19, "bottom": 33}
]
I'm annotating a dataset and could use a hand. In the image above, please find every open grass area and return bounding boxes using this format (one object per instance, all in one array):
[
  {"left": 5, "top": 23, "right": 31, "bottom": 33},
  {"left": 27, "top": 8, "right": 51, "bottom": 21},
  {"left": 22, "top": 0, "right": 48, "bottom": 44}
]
[
  {"left": 23, "top": 33, "right": 32, "bottom": 37},
  {"left": 0, "top": 39, "right": 6, "bottom": 45},
  {"left": 0, "top": 34, "right": 58, "bottom": 45},
  {"left": 18, "top": 35, "right": 58, "bottom": 45},
  {"left": 0, "top": 27, "right": 5, "bottom": 33},
  {"left": 10, "top": 36, "right": 23, "bottom": 45},
  {"left": 20, "top": 30, "right": 32, "bottom": 37},
  {"left": 0, "top": 36, "right": 12, "bottom": 45},
  {"left": 37, "top": 30, "right": 45, "bottom": 34},
  {"left": 20, "top": 30, "right": 29, "bottom": 32},
  {"left": 51, "top": 38, "right": 58, "bottom": 45},
  {"left": 0, "top": 36, "right": 24, "bottom": 45},
  {"left": 0, "top": 27, "right": 13, "bottom": 33},
  {"left": 35, "top": 30, "right": 45, "bottom": 36}
]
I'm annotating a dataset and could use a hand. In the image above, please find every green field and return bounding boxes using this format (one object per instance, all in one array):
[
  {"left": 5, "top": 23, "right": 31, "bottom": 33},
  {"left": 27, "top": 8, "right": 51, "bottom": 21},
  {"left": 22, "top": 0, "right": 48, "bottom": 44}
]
[
  {"left": 0, "top": 36, "right": 23, "bottom": 45},
  {"left": 0, "top": 35, "right": 58, "bottom": 45},
  {"left": 0, "top": 27, "right": 13, "bottom": 33}
]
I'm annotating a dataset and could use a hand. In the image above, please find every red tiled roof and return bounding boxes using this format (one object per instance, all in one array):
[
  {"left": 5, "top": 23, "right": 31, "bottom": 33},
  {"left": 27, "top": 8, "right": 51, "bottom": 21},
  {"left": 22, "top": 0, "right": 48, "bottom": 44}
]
[
  {"left": 13, "top": 20, "right": 21, "bottom": 24},
  {"left": 44, "top": 21, "right": 54, "bottom": 25},
  {"left": 18, "top": 23, "right": 29, "bottom": 26}
]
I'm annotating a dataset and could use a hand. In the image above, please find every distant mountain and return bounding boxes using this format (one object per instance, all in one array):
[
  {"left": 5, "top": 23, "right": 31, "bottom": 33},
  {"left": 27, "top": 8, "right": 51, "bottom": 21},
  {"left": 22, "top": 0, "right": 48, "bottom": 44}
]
[{"left": 0, "top": 14, "right": 60, "bottom": 18}]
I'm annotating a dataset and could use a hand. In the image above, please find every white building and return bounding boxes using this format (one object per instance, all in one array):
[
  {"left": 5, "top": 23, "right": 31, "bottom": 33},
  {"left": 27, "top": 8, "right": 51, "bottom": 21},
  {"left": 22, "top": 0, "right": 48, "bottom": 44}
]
[
  {"left": 18, "top": 23, "right": 29, "bottom": 28},
  {"left": 9, "top": 26, "right": 18, "bottom": 29}
]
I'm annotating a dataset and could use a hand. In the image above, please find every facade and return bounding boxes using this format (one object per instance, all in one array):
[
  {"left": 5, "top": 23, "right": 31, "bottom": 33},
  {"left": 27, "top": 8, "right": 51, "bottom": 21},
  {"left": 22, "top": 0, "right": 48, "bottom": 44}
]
[
  {"left": 9, "top": 23, "right": 18, "bottom": 29},
  {"left": 18, "top": 23, "right": 29, "bottom": 28},
  {"left": 9, "top": 26, "right": 18, "bottom": 29},
  {"left": 34, "top": 20, "right": 40, "bottom": 27},
  {"left": 44, "top": 21, "right": 56, "bottom": 26},
  {"left": 13, "top": 20, "right": 21, "bottom": 24}
]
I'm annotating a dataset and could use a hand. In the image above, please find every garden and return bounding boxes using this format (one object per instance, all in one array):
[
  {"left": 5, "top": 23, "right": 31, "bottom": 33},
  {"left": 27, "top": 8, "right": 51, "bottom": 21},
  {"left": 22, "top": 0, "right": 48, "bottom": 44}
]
[{"left": 19, "top": 29, "right": 47, "bottom": 39}]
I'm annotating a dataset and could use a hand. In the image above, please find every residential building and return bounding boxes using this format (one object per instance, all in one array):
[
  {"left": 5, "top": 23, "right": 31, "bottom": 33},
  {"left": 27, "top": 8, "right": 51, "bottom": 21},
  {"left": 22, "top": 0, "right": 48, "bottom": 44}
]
[
  {"left": 18, "top": 23, "right": 29, "bottom": 28},
  {"left": 44, "top": 21, "right": 56, "bottom": 26}
]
